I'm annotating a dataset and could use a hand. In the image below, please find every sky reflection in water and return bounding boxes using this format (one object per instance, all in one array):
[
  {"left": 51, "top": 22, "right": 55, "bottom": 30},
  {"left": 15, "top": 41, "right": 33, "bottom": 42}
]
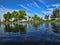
[{"left": 0, "top": 22, "right": 60, "bottom": 43}]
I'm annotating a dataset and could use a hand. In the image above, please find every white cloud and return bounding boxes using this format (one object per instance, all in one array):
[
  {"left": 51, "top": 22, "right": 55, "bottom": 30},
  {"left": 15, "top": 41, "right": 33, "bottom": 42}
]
[
  {"left": 0, "top": 6, "right": 18, "bottom": 21},
  {"left": 46, "top": 8, "right": 54, "bottom": 11},
  {"left": 27, "top": 4, "right": 30, "bottom": 6},
  {"left": 33, "top": 1, "right": 42, "bottom": 9},
  {"left": 38, "top": 0, "right": 48, "bottom": 8},
  {"left": 52, "top": 4, "right": 60, "bottom": 8},
  {"left": 26, "top": 11, "right": 33, "bottom": 16},
  {"left": 27, "top": 3, "right": 33, "bottom": 6},
  {"left": 39, "top": 0, "right": 44, "bottom": 4},
  {"left": 47, "top": 4, "right": 60, "bottom": 8},
  {"left": 42, "top": 10, "right": 52, "bottom": 15},
  {"left": 42, "top": 7, "right": 55, "bottom": 15},
  {"left": 19, "top": 4, "right": 32, "bottom": 11}
]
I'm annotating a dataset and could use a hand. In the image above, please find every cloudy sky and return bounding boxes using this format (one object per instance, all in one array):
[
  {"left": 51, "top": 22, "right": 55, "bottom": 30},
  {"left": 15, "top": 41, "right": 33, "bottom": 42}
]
[{"left": 0, "top": 0, "right": 60, "bottom": 20}]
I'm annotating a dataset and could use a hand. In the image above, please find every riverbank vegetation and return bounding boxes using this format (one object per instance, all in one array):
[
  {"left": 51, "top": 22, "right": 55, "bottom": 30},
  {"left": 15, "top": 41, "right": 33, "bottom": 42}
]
[
  {"left": 0, "top": 8, "right": 60, "bottom": 24},
  {"left": 44, "top": 8, "right": 60, "bottom": 22}
]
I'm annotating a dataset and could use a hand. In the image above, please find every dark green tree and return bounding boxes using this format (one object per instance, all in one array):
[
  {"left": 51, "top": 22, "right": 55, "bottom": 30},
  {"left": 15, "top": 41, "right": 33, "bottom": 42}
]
[
  {"left": 51, "top": 8, "right": 60, "bottom": 20},
  {"left": 12, "top": 11, "right": 18, "bottom": 21},
  {"left": 32, "top": 14, "right": 41, "bottom": 21},
  {"left": 4, "top": 10, "right": 27, "bottom": 22},
  {"left": 18, "top": 10, "right": 27, "bottom": 20},
  {"left": 3, "top": 12, "right": 12, "bottom": 22}
]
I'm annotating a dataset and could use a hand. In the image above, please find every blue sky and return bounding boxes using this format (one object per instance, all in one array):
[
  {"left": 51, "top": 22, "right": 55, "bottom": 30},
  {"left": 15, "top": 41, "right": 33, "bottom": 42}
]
[{"left": 0, "top": 0, "right": 60, "bottom": 20}]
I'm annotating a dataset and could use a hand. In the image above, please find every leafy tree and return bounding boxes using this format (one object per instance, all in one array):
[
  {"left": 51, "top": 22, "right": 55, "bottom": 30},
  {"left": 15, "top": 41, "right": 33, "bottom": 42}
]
[
  {"left": 18, "top": 10, "right": 27, "bottom": 20},
  {"left": 4, "top": 10, "right": 27, "bottom": 22},
  {"left": 32, "top": 14, "right": 41, "bottom": 21},
  {"left": 12, "top": 11, "right": 18, "bottom": 21},
  {"left": 3, "top": 12, "right": 12, "bottom": 21},
  {"left": 51, "top": 8, "right": 60, "bottom": 20}
]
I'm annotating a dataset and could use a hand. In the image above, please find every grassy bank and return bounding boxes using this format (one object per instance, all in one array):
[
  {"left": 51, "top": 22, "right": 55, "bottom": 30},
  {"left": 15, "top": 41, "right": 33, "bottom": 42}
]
[{"left": 0, "top": 20, "right": 60, "bottom": 24}]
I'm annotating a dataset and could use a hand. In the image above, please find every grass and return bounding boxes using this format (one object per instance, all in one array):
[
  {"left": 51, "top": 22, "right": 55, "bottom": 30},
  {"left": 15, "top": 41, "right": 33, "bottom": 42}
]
[{"left": 0, "top": 20, "right": 60, "bottom": 24}]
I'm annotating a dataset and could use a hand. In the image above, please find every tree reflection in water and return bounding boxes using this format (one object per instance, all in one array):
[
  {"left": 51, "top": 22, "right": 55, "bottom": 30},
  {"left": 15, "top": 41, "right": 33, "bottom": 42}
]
[
  {"left": 44, "top": 23, "right": 49, "bottom": 31},
  {"left": 4, "top": 22, "right": 60, "bottom": 34},
  {"left": 32, "top": 23, "right": 42, "bottom": 30},
  {"left": 51, "top": 22, "right": 60, "bottom": 33},
  {"left": 4, "top": 24, "right": 26, "bottom": 34},
  {"left": 45, "top": 23, "right": 49, "bottom": 28}
]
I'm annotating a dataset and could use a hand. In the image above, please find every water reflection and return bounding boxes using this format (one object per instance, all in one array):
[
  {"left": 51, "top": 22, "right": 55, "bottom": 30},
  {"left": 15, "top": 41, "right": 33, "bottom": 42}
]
[
  {"left": 32, "top": 23, "right": 43, "bottom": 30},
  {"left": 0, "top": 22, "right": 60, "bottom": 34},
  {"left": 32, "top": 23, "right": 42, "bottom": 30},
  {"left": 51, "top": 22, "right": 60, "bottom": 33},
  {"left": 0, "top": 22, "right": 60, "bottom": 44},
  {"left": 0, "top": 23, "right": 42, "bottom": 33},
  {"left": 45, "top": 23, "right": 49, "bottom": 28},
  {"left": 4, "top": 24, "right": 26, "bottom": 34}
]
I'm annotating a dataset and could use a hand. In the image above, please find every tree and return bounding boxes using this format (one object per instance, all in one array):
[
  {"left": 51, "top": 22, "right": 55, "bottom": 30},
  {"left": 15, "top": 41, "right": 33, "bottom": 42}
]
[
  {"left": 18, "top": 10, "right": 27, "bottom": 20},
  {"left": 32, "top": 14, "right": 41, "bottom": 21},
  {"left": 3, "top": 12, "right": 12, "bottom": 21},
  {"left": 3, "top": 10, "right": 27, "bottom": 22},
  {"left": 45, "top": 15, "right": 49, "bottom": 20},
  {"left": 11, "top": 10, "right": 27, "bottom": 22},
  {"left": 12, "top": 11, "right": 18, "bottom": 21},
  {"left": 51, "top": 8, "right": 60, "bottom": 20}
]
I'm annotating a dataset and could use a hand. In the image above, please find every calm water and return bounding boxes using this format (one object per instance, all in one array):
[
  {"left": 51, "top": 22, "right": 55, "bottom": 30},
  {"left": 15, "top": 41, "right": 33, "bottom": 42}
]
[{"left": 0, "top": 22, "right": 60, "bottom": 45}]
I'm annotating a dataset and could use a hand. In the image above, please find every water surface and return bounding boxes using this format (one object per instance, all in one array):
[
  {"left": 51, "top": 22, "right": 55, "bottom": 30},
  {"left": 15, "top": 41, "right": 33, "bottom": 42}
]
[{"left": 0, "top": 22, "right": 60, "bottom": 45}]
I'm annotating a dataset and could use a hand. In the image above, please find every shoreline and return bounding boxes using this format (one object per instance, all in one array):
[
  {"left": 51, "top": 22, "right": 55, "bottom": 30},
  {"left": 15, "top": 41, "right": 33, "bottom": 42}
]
[{"left": 0, "top": 20, "right": 60, "bottom": 24}]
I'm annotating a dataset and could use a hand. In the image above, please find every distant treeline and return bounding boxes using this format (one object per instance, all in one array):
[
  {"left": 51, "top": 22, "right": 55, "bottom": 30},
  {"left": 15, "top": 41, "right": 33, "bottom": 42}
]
[{"left": 3, "top": 8, "right": 60, "bottom": 22}]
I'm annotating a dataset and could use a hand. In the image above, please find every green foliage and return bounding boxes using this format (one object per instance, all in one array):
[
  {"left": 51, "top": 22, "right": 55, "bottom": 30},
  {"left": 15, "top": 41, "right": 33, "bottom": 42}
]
[
  {"left": 3, "top": 10, "right": 27, "bottom": 22},
  {"left": 18, "top": 10, "right": 27, "bottom": 20},
  {"left": 12, "top": 11, "right": 19, "bottom": 21},
  {"left": 51, "top": 8, "right": 60, "bottom": 20},
  {"left": 32, "top": 14, "right": 41, "bottom": 21},
  {"left": 3, "top": 8, "right": 60, "bottom": 22},
  {"left": 3, "top": 12, "right": 12, "bottom": 21}
]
